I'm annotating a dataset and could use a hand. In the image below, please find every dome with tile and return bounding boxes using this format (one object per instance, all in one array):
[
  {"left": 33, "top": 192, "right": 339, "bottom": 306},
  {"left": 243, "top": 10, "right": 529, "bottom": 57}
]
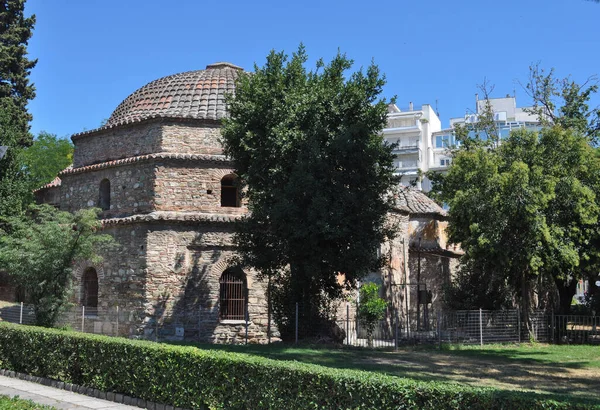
[{"left": 107, "top": 62, "right": 243, "bottom": 126}]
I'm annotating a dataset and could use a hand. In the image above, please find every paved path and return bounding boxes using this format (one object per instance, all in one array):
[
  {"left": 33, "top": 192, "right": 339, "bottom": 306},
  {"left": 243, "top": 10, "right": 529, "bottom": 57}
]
[{"left": 0, "top": 375, "right": 140, "bottom": 410}]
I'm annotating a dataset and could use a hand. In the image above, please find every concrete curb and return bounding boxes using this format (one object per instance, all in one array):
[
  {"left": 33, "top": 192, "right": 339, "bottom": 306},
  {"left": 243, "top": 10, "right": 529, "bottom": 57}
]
[{"left": 0, "top": 369, "right": 201, "bottom": 410}]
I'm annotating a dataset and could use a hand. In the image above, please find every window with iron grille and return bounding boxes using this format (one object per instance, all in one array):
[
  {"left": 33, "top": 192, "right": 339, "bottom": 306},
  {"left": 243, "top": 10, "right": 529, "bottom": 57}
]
[
  {"left": 82, "top": 268, "right": 98, "bottom": 314},
  {"left": 219, "top": 268, "right": 247, "bottom": 321}
]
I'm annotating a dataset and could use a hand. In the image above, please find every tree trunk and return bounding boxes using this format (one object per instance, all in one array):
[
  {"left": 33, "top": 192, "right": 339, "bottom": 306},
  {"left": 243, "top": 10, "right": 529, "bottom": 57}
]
[
  {"left": 555, "top": 277, "right": 577, "bottom": 315},
  {"left": 520, "top": 270, "right": 534, "bottom": 341}
]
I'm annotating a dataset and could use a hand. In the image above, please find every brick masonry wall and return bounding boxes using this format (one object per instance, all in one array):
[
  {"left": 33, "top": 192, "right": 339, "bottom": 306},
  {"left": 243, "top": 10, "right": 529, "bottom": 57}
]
[
  {"left": 153, "top": 160, "right": 245, "bottom": 214},
  {"left": 379, "top": 213, "right": 411, "bottom": 320},
  {"left": 73, "top": 122, "right": 163, "bottom": 168},
  {"left": 69, "top": 224, "right": 149, "bottom": 336},
  {"left": 144, "top": 222, "right": 275, "bottom": 343},
  {"left": 72, "top": 120, "right": 223, "bottom": 168},
  {"left": 59, "top": 163, "right": 155, "bottom": 218},
  {"left": 160, "top": 122, "right": 223, "bottom": 155}
]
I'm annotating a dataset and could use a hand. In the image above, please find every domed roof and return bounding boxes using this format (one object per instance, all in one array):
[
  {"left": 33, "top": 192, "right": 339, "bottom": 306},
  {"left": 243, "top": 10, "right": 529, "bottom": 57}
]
[
  {"left": 396, "top": 186, "right": 447, "bottom": 216},
  {"left": 107, "top": 62, "right": 243, "bottom": 126}
]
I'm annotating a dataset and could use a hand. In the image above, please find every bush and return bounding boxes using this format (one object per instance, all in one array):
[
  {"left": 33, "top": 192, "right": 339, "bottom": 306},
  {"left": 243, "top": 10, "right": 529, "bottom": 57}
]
[
  {"left": 0, "top": 323, "right": 595, "bottom": 409},
  {"left": 357, "top": 283, "right": 386, "bottom": 347}
]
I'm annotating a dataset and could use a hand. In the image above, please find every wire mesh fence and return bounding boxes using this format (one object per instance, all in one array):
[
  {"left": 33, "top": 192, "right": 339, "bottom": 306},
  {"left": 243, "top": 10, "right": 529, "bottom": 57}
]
[{"left": 1, "top": 302, "right": 599, "bottom": 348}]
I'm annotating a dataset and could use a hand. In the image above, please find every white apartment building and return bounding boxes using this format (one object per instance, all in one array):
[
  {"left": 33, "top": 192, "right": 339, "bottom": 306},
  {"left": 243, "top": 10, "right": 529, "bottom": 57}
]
[
  {"left": 383, "top": 103, "right": 441, "bottom": 190},
  {"left": 427, "top": 96, "right": 542, "bottom": 191}
]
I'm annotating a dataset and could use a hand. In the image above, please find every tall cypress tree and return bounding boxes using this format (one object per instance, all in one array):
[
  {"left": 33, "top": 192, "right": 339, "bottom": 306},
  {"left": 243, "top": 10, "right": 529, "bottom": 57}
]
[{"left": 0, "top": 0, "right": 37, "bottom": 216}]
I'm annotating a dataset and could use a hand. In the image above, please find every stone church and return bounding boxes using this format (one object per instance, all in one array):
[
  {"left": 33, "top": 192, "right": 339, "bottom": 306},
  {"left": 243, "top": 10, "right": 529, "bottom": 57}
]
[{"left": 34, "top": 62, "right": 461, "bottom": 342}]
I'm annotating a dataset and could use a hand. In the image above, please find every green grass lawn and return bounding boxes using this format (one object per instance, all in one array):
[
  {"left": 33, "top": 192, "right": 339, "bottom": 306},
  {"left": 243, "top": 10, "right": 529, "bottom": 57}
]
[
  {"left": 183, "top": 342, "right": 600, "bottom": 404},
  {"left": 0, "top": 395, "right": 54, "bottom": 410}
]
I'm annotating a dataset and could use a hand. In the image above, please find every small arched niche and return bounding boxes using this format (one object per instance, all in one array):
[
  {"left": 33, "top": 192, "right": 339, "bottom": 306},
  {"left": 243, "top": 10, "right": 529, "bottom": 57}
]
[
  {"left": 81, "top": 267, "right": 99, "bottom": 311},
  {"left": 99, "top": 179, "right": 111, "bottom": 211},
  {"left": 220, "top": 174, "right": 240, "bottom": 207}
]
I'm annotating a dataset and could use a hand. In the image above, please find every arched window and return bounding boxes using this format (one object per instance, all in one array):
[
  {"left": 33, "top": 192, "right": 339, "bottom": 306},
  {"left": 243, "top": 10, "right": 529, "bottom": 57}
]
[
  {"left": 220, "top": 174, "right": 240, "bottom": 207},
  {"left": 219, "top": 268, "right": 247, "bottom": 321},
  {"left": 82, "top": 268, "right": 98, "bottom": 310},
  {"left": 99, "top": 179, "right": 110, "bottom": 211}
]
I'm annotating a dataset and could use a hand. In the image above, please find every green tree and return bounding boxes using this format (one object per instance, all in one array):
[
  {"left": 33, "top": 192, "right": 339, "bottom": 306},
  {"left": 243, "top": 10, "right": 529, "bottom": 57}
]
[
  {"left": 357, "top": 282, "right": 387, "bottom": 347},
  {"left": 221, "top": 46, "right": 398, "bottom": 339},
  {"left": 0, "top": 0, "right": 37, "bottom": 217},
  {"left": 0, "top": 0, "right": 36, "bottom": 136},
  {"left": 0, "top": 100, "right": 32, "bottom": 215},
  {"left": 21, "top": 131, "right": 73, "bottom": 189},
  {"left": 525, "top": 64, "right": 600, "bottom": 143},
  {"left": 0, "top": 205, "right": 114, "bottom": 327},
  {"left": 431, "top": 127, "right": 600, "bottom": 334}
]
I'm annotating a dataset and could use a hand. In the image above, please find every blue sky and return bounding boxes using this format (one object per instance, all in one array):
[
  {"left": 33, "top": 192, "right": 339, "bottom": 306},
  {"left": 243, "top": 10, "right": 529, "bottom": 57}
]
[{"left": 25, "top": 0, "right": 600, "bottom": 138}]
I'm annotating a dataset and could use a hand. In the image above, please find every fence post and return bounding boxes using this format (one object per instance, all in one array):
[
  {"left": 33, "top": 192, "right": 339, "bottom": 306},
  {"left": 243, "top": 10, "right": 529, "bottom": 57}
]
[
  {"left": 437, "top": 310, "right": 441, "bottom": 348},
  {"left": 346, "top": 303, "right": 350, "bottom": 346},
  {"left": 245, "top": 310, "right": 249, "bottom": 345},
  {"left": 155, "top": 312, "right": 159, "bottom": 342},
  {"left": 295, "top": 302, "right": 299, "bottom": 345},
  {"left": 551, "top": 309, "right": 555, "bottom": 344},
  {"left": 115, "top": 305, "right": 119, "bottom": 337},
  {"left": 19, "top": 302, "right": 23, "bottom": 324},
  {"left": 479, "top": 308, "right": 483, "bottom": 346},
  {"left": 395, "top": 310, "right": 399, "bottom": 352},
  {"left": 198, "top": 305, "right": 202, "bottom": 342},
  {"left": 517, "top": 309, "right": 521, "bottom": 344},
  {"left": 81, "top": 306, "right": 85, "bottom": 332}
]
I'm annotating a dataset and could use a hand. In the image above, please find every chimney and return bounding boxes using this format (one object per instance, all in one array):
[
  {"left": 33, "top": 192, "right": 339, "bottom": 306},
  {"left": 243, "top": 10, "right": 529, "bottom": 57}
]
[{"left": 409, "top": 101, "right": 414, "bottom": 111}]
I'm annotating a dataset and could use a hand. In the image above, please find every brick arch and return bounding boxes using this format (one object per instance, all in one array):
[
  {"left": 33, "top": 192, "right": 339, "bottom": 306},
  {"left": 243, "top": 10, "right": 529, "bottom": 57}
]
[
  {"left": 212, "top": 168, "right": 237, "bottom": 180},
  {"left": 72, "top": 260, "right": 105, "bottom": 282},
  {"left": 209, "top": 257, "right": 253, "bottom": 289}
]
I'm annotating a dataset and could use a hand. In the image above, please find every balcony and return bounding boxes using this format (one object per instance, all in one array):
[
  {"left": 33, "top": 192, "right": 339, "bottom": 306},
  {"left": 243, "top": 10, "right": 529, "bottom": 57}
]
[
  {"left": 392, "top": 142, "right": 419, "bottom": 154},
  {"left": 395, "top": 160, "right": 419, "bottom": 171}
]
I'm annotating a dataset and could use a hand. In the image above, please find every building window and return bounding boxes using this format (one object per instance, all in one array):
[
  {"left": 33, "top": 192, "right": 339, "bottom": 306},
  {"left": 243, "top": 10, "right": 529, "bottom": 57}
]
[
  {"left": 220, "top": 174, "right": 240, "bottom": 207},
  {"left": 440, "top": 158, "right": 451, "bottom": 167},
  {"left": 99, "top": 179, "right": 110, "bottom": 211},
  {"left": 219, "top": 268, "right": 247, "bottom": 321},
  {"left": 82, "top": 268, "right": 98, "bottom": 313}
]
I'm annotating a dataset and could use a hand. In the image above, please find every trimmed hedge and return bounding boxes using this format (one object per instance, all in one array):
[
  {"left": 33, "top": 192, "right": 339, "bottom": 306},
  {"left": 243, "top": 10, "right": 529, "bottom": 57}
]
[{"left": 0, "top": 323, "right": 595, "bottom": 410}]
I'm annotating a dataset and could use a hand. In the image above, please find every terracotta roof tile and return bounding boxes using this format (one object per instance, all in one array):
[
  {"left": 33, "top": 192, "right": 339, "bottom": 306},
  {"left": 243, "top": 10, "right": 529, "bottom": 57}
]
[
  {"left": 395, "top": 186, "right": 447, "bottom": 217},
  {"left": 59, "top": 153, "right": 230, "bottom": 176},
  {"left": 102, "top": 211, "right": 242, "bottom": 226},
  {"left": 34, "top": 176, "right": 62, "bottom": 192},
  {"left": 71, "top": 63, "right": 243, "bottom": 139}
]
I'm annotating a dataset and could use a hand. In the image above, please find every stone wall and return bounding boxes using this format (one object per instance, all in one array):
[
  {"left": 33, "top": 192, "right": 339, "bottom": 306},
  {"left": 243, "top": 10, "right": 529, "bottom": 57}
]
[
  {"left": 34, "top": 186, "right": 60, "bottom": 207},
  {"left": 378, "top": 212, "right": 411, "bottom": 321},
  {"left": 143, "top": 222, "right": 274, "bottom": 343},
  {"left": 153, "top": 160, "right": 244, "bottom": 214},
  {"left": 73, "top": 120, "right": 223, "bottom": 169},
  {"left": 59, "top": 163, "right": 155, "bottom": 218},
  {"left": 69, "top": 223, "right": 149, "bottom": 336},
  {"left": 160, "top": 122, "right": 223, "bottom": 155},
  {"left": 407, "top": 251, "right": 452, "bottom": 322},
  {"left": 73, "top": 122, "right": 163, "bottom": 168}
]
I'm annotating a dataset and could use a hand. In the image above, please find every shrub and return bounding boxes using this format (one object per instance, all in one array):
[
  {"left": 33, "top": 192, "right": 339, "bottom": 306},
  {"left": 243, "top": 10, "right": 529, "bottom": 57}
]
[
  {"left": 0, "top": 323, "right": 595, "bottom": 409},
  {"left": 357, "top": 283, "right": 386, "bottom": 347}
]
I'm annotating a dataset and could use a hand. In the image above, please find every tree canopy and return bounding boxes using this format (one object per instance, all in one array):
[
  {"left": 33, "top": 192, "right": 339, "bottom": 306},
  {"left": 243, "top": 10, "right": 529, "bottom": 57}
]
[
  {"left": 0, "top": 0, "right": 36, "bottom": 217},
  {"left": 435, "top": 126, "right": 600, "bottom": 317},
  {"left": 431, "top": 68, "right": 600, "bottom": 325},
  {"left": 21, "top": 131, "right": 73, "bottom": 189},
  {"left": 0, "top": 0, "right": 36, "bottom": 137},
  {"left": 0, "top": 205, "right": 114, "bottom": 327},
  {"left": 221, "top": 46, "right": 398, "bottom": 338}
]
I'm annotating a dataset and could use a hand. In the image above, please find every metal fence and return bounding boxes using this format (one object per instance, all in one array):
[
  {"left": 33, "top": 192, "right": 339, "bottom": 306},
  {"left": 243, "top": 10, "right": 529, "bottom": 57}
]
[{"left": 2, "top": 302, "right": 599, "bottom": 348}]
